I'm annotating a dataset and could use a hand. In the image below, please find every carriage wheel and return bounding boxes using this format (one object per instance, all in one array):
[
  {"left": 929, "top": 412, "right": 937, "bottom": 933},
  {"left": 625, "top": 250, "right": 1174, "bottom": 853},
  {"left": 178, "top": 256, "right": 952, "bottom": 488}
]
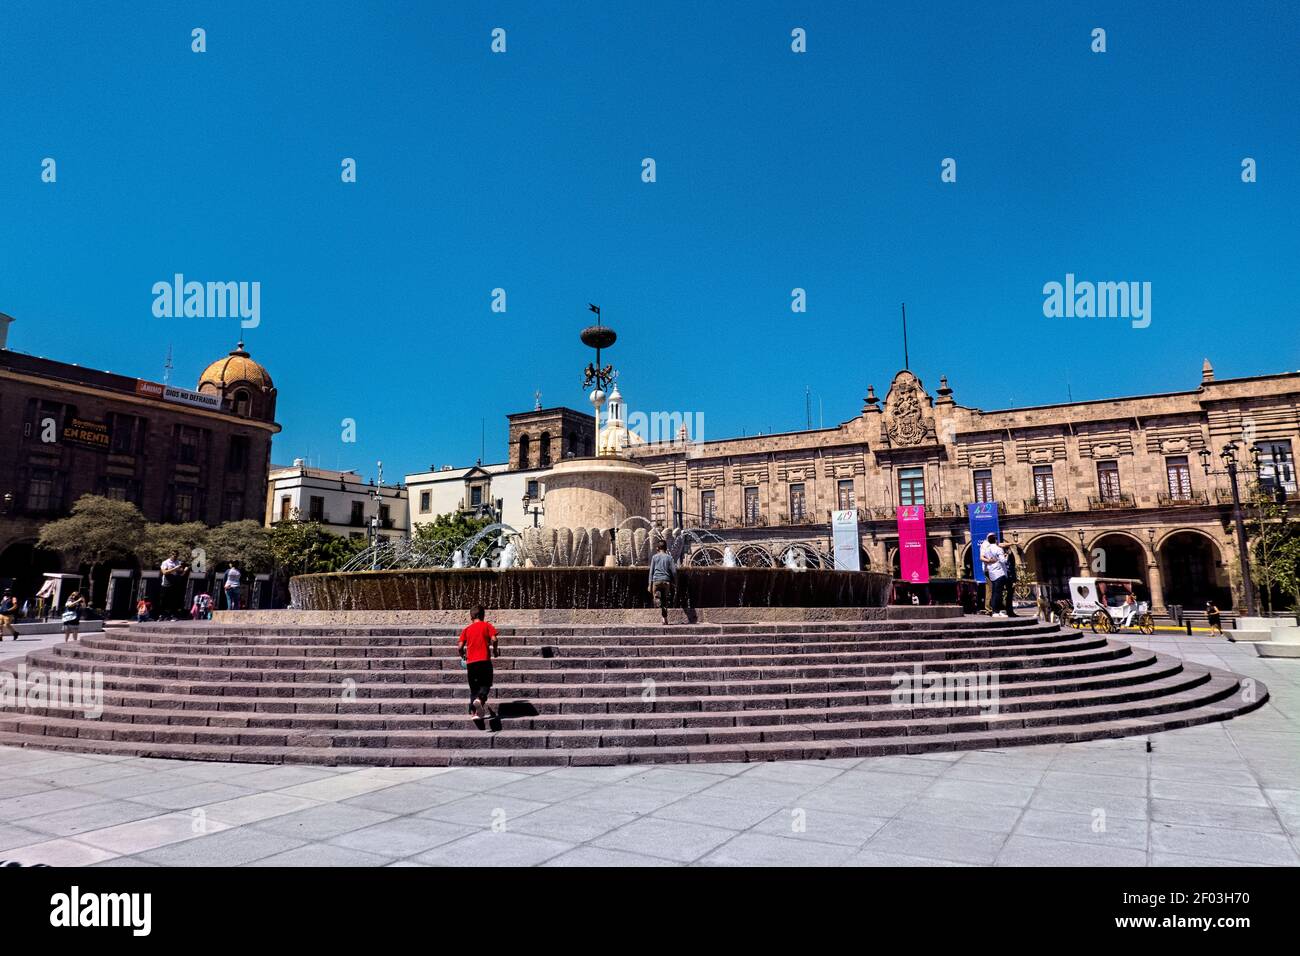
[
  {"left": 1091, "top": 610, "right": 1115, "bottom": 634},
  {"left": 1138, "top": 613, "right": 1155, "bottom": 635}
]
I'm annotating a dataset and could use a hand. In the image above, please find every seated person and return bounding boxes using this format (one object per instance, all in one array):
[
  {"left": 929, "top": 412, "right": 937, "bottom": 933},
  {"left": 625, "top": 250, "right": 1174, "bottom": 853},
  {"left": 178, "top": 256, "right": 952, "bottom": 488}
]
[{"left": 1117, "top": 594, "right": 1138, "bottom": 627}]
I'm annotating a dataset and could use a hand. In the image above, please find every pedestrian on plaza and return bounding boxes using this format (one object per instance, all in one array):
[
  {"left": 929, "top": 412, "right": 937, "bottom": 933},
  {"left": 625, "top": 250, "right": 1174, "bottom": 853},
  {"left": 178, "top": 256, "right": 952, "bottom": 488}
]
[
  {"left": 648, "top": 539, "right": 678, "bottom": 625},
  {"left": 135, "top": 597, "right": 153, "bottom": 623},
  {"left": 1206, "top": 600, "right": 1223, "bottom": 636},
  {"left": 61, "top": 591, "right": 87, "bottom": 642},
  {"left": 191, "top": 592, "right": 214, "bottom": 621},
  {"left": 1000, "top": 541, "right": 1019, "bottom": 617},
  {"left": 0, "top": 589, "right": 18, "bottom": 640},
  {"left": 159, "top": 551, "right": 186, "bottom": 620},
  {"left": 458, "top": 605, "right": 499, "bottom": 722},
  {"left": 35, "top": 578, "right": 56, "bottom": 622},
  {"left": 223, "top": 563, "right": 242, "bottom": 610},
  {"left": 980, "top": 533, "right": 1009, "bottom": 618}
]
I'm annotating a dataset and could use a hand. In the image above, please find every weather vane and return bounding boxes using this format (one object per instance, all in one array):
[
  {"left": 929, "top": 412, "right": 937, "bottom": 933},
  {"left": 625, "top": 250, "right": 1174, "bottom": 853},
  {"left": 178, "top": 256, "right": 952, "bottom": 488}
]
[{"left": 580, "top": 303, "right": 616, "bottom": 392}]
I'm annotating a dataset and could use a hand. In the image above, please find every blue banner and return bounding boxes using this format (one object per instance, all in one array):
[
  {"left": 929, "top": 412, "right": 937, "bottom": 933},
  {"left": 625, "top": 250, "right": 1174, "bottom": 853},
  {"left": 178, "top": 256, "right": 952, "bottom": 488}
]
[{"left": 967, "top": 502, "right": 1001, "bottom": 583}]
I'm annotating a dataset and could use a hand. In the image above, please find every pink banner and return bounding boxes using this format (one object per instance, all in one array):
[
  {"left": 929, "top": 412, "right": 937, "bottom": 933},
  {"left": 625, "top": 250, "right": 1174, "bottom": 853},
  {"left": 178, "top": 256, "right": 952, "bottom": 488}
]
[{"left": 896, "top": 506, "right": 930, "bottom": 584}]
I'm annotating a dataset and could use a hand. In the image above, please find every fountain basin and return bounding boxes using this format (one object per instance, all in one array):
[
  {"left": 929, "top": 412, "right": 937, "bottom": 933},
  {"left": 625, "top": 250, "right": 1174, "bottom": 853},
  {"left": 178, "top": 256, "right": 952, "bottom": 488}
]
[{"left": 289, "top": 566, "right": 893, "bottom": 612}]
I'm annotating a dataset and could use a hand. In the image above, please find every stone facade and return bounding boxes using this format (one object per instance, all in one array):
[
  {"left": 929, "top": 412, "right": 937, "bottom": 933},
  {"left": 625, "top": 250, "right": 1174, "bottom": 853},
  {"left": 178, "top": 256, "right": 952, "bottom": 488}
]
[
  {"left": 621, "top": 362, "right": 1300, "bottom": 611},
  {"left": 507, "top": 406, "right": 596, "bottom": 470}
]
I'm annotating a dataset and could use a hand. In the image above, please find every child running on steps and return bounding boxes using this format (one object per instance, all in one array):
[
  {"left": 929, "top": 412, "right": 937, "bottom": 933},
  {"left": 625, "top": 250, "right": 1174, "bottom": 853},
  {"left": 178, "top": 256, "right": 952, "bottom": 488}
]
[{"left": 458, "top": 605, "right": 499, "bottom": 722}]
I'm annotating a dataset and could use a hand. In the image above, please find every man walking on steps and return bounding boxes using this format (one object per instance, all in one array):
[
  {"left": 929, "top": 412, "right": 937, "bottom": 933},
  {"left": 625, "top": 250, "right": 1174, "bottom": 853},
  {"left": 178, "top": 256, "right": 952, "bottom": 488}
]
[
  {"left": 458, "top": 605, "right": 499, "bottom": 722},
  {"left": 648, "top": 539, "right": 677, "bottom": 625}
]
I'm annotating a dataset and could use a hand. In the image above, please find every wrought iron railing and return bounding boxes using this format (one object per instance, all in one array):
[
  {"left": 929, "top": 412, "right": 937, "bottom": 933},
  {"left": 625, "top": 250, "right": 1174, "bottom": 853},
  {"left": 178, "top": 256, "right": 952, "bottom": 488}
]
[
  {"left": 1157, "top": 491, "right": 1208, "bottom": 506},
  {"left": 1023, "top": 497, "right": 1069, "bottom": 513},
  {"left": 1087, "top": 493, "right": 1135, "bottom": 511}
]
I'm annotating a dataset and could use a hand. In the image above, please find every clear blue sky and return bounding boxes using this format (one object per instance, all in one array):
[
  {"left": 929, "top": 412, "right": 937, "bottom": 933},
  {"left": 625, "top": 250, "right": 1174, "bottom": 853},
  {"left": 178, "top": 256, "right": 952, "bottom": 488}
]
[{"left": 2, "top": 1, "right": 1296, "bottom": 482}]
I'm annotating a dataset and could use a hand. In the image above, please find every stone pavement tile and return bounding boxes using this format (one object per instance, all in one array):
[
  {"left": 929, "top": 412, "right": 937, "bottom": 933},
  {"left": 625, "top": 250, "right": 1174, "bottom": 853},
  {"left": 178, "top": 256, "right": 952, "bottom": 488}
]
[
  {"left": 1039, "top": 770, "right": 1148, "bottom": 797},
  {"left": 1149, "top": 762, "right": 1264, "bottom": 788},
  {"left": 2, "top": 754, "right": 106, "bottom": 777},
  {"left": 417, "top": 794, "right": 549, "bottom": 828},
  {"left": 652, "top": 794, "right": 782, "bottom": 831},
  {"left": 250, "top": 803, "right": 396, "bottom": 841},
  {"left": 1014, "top": 809, "right": 1148, "bottom": 850},
  {"left": 0, "top": 837, "right": 119, "bottom": 866},
  {"left": 76, "top": 812, "right": 234, "bottom": 855},
  {"left": 277, "top": 773, "right": 406, "bottom": 803},
  {"left": 1028, "top": 788, "right": 1149, "bottom": 821},
  {"left": 249, "top": 844, "right": 393, "bottom": 867},
  {"left": 148, "top": 760, "right": 280, "bottom": 781},
  {"left": 0, "top": 822, "right": 49, "bottom": 852},
  {"left": 836, "top": 769, "right": 936, "bottom": 797},
  {"left": 422, "top": 768, "right": 533, "bottom": 792},
  {"left": 1047, "top": 754, "right": 1150, "bottom": 779},
  {"left": 849, "top": 755, "right": 951, "bottom": 777},
  {"left": 483, "top": 774, "right": 599, "bottom": 804},
  {"left": 961, "top": 745, "right": 1061, "bottom": 767},
  {"left": 567, "top": 784, "right": 685, "bottom": 816},
  {"left": 341, "top": 782, "right": 467, "bottom": 815},
  {"left": 224, "top": 766, "right": 345, "bottom": 791},
  {"left": 842, "top": 848, "right": 974, "bottom": 866},
  {"left": 138, "top": 827, "right": 307, "bottom": 866},
  {"left": 542, "top": 846, "right": 678, "bottom": 867},
  {"left": 923, "top": 778, "right": 1035, "bottom": 808},
  {"left": 539, "top": 765, "right": 649, "bottom": 785},
  {"left": 797, "top": 783, "right": 917, "bottom": 820},
  {"left": 1151, "top": 798, "right": 1285, "bottom": 833},
  {"left": 77, "top": 772, "right": 202, "bottom": 800},
  {"left": 1150, "top": 851, "right": 1271, "bottom": 867},
  {"left": 748, "top": 807, "right": 889, "bottom": 847},
  {"left": 329, "top": 817, "right": 478, "bottom": 858},
  {"left": 508, "top": 803, "right": 639, "bottom": 844},
  {"left": 939, "top": 761, "right": 1045, "bottom": 786},
  {"left": 90, "top": 857, "right": 161, "bottom": 867},
  {"left": 895, "top": 796, "right": 1022, "bottom": 834},
  {"left": 132, "top": 781, "right": 258, "bottom": 812},
  {"left": 0, "top": 787, "right": 108, "bottom": 820},
  {"left": 31, "top": 764, "right": 151, "bottom": 789},
  {"left": 385, "top": 861, "right": 430, "bottom": 867},
  {"left": 737, "top": 761, "right": 849, "bottom": 787},
  {"left": 995, "top": 835, "right": 1147, "bottom": 867},
  {"left": 0, "top": 776, "right": 52, "bottom": 800},
  {"left": 351, "top": 767, "right": 455, "bottom": 784},
  {"left": 412, "top": 831, "right": 574, "bottom": 867},
  {"left": 699, "top": 832, "right": 856, "bottom": 867},
  {"left": 862, "top": 818, "right": 1007, "bottom": 865},
  {"left": 691, "top": 776, "right": 818, "bottom": 806},
  {"left": 1148, "top": 779, "right": 1270, "bottom": 807},
  {"left": 623, "top": 767, "right": 740, "bottom": 794},
  {"left": 593, "top": 817, "right": 734, "bottom": 863},
  {"left": 1149, "top": 823, "right": 1300, "bottom": 866},
  {"left": 21, "top": 799, "right": 164, "bottom": 837},
  {"left": 203, "top": 792, "right": 322, "bottom": 827}
]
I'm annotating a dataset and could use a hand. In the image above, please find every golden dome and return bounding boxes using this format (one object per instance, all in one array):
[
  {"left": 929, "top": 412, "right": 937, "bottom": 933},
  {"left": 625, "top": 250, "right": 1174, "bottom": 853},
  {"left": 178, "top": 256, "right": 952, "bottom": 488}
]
[{"left": 198, "top": 342, "right": 273, "bottom": 392}]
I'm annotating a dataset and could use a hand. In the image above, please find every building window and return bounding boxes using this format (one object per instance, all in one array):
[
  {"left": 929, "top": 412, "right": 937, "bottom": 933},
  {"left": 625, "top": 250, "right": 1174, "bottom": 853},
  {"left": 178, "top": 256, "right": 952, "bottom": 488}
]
[
  {"left": 1032, "top": 465, "right": 1056, "bottom": 505},
  {"left": 308, "top": 495, "right": 325, "bottom": 522},
  {"left": 103, "top": 475, "right": 140, "bottom": 504},
  {"left": 227, "top": 435, "right": 249, "bottom": 471},
  {"left": 567, "top": 432, "right": 577, "bottom": 457},
  {"left": 539, "top": 433, "right": 551, "bottom": 467},
  {"left": 1096, "top": 460, "right": 1122, "bottom": 500},
  {"left": 1166, "top": 456, "right": 1192, "bottom": 500},
  {"left": 420, "top": 490, "right": 431, "bottom": 513},
  {"left": 518, "top": 434, "right": 531, "bottom": 469},
  {"left": 898, "top": 467, "right": 925, "bottom": 507},
  {"left": 789, "top": 483, "right": 806, "bottom": 523},
  {"left": 743, "top": 486, "right": 761, "bottom": 526},
  {"left": 973, "top": 469, "right": 994, "bottom": 504},
  {"left": 350, "top": 501, "right": 364, "bottom": 526},
  {"left": 837, "top": 479, "right": 856, "bottom": 510},
  {"left": 380, "top": 504, "right": 391, "bottom": 528},
  {"left": 470, "top": 485, "right": 483, "bottom": 507},
  {"left": 26, "top": 468, "right": 58, "bottom": 512},
  {"left": 526, "top": 480, "right": 539, "bottom": 498},
  {"left": 650, "top": 487, "right": 666, "bottom": 526},
  {"left": 173, "top": 488, "right": 196, "bottom": 522},
  {"left": 701, "top": 490, "right": 716, "bottom": 527},
  {"left": 175, "top": 425, "right": 203, "bottom": 466},
  {"left": 1256, "top": 440, "right": 1296, "bottom": 494},
  {"left": 108, "top": 413, "right": 144, "bottom": 455},
  {"left": 280, "top": 496, "right": 292, "bottom": 521},
  {"left": 224, "top": 491, "right": 244, "bottom": 521},
  {"left": 233, "top": 389, "right": 251, "bottom": 417}
]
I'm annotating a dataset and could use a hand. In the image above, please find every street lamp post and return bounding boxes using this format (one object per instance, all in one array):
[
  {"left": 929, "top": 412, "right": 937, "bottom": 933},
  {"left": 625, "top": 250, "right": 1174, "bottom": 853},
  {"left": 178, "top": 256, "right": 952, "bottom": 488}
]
[
  {"left": 370, "top": 461, "right": 384, "bottom": 572},
  {"left": 1199, "top": 442, "right": 1258, "bottom": 617},
  {"left": 522, "top": 493, "right": 543, "bottom": 528}
]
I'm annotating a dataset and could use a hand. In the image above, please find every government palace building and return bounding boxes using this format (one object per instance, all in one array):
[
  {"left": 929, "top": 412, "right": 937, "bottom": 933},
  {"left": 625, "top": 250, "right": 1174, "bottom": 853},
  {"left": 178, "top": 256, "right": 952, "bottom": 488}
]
[{"left": 506, "top": 360, "right": 1299, "bottom": 613}]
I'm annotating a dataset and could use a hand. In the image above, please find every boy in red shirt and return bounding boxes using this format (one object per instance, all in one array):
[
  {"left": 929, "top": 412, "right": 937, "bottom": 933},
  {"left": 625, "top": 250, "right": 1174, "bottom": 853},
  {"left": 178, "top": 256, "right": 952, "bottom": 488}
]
[{"left": 458, "top": 605, "right": 500, "bottom": 721}]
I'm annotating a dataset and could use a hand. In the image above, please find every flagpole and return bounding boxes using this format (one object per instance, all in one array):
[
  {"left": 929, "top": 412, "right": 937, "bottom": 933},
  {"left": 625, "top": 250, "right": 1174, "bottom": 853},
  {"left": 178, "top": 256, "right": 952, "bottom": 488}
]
[{"left": 901, "top": 303, "right": 909, "bottom": 370}]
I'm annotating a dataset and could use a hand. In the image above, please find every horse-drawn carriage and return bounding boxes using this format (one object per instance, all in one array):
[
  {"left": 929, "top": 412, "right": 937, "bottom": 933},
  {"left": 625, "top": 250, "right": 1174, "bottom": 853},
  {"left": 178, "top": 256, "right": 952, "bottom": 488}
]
[{"left": 1053, "top": 576, "right": 1155, "bottom": 635}]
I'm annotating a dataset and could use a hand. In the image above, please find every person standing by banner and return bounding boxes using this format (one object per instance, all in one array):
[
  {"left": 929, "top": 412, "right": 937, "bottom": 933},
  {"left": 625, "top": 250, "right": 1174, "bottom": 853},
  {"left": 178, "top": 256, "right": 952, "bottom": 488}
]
[
  {"left": 1001, "top": 541, "right": 1019, "bottom": 617},
  {"left": 980, "top": 533, "right": 1009, "bottom": 618}
]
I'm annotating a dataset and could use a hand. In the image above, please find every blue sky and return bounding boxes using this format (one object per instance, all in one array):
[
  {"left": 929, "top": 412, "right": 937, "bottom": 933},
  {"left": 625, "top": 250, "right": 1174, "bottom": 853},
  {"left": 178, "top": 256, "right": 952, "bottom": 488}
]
[{"left": 2, "top": 1, "right": 1297, "bottom": 482}]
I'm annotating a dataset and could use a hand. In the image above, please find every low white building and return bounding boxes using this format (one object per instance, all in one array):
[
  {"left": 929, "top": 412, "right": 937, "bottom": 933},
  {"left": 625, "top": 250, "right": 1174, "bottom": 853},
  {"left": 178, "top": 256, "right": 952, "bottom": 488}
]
[
  {"left": 266, "top": 460, "right": 408, "bottom": 542},
  {"left": 405, "top": 461, "right": 548, "bottom": 532}
]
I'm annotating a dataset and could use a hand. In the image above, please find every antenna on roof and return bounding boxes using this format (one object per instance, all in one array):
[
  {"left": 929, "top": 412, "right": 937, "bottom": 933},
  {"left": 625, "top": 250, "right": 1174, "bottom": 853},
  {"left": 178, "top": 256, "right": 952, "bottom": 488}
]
[
  {"left": 805, "top": 386, "right": 811, "bottom": 429},
  {"left": 901, "top": 303, "right": 909, "bottom": 370},
  {"left": 163, "top": 345, "right": 173, "bottom": 385}
]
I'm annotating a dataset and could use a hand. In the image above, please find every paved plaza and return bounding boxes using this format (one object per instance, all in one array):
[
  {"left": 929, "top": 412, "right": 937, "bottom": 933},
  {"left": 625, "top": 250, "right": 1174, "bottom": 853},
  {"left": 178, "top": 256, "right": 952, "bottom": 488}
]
[{"left": 0, "top": 630, "right": 1296, "bottom": 867}]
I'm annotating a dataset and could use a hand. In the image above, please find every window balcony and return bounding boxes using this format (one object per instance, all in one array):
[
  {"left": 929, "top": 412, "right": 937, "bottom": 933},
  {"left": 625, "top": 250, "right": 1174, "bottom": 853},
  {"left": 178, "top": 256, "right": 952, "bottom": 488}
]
[
  {"left": 1158, "top": 491, "right": 1208, "bottom": 507},
  {"left": 741, "top": 515, "right": 767, "bottom": 528},
  {"left": 1087, "top": 493, "right": 1135, "bottom": 511},
  {"left": 1023, "top": 496, "right": 1069, "bottom": 514}
]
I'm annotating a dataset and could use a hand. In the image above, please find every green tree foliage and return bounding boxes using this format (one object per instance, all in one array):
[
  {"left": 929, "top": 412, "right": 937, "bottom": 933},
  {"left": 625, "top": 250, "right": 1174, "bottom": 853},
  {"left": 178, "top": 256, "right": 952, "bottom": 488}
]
[
  {"left": 1248, "top": 488, "right": 1300, "bottom": 612},
  {"left": 37, "top": 495, "right": 146, "bottom": 579},
  {"left": 268, "top": 520, "right": 366, "bottom": 578},
  {"left": 205, "top": 520, "right": 274, "bottom": 572},
  {"left": 137, "top": 522, "right": 209, "bottom": 570},
  {"left": 411, "top": 513, "right": 496, "bottom": 563}
]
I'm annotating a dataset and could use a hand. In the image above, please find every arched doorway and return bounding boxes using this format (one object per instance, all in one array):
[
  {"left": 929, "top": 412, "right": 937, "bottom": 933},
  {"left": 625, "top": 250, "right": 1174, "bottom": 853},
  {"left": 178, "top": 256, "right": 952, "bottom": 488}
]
[
  {"left": 1159, "top": 531, "right": 1230, "bottom": 610},
  {"left": 1088, "top": 532, "right": 1150, "bottom": 597},
  {"left": 889, "top": 544, "right": 942, "bottom": 578},
  {"left": 0, "top": 540, "right": 64, "bottom": 607},
  {"left": 1024, "top": 534, "right": 1079, "bottom": 602}
]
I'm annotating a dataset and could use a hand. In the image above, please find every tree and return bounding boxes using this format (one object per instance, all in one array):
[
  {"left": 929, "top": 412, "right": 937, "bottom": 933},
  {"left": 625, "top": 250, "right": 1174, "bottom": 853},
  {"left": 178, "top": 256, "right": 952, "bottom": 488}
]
[
  {"left": 206, "top": 520, "right": 273, "bottom": 573},
  {"left": 137, "top": 522, "right": 210, "bottom": 571},
  {"left": 411, "top": 513, "right": 496, "bottom": 564},
  {"left": 37, "top": 496, "right": 146, "bottom": 603},
  {"left": 1246, "top": 488, "right": 1300, "bottom": 613},
  {"left": 268, "top": 520, "right": 366, "bottom": 578}
]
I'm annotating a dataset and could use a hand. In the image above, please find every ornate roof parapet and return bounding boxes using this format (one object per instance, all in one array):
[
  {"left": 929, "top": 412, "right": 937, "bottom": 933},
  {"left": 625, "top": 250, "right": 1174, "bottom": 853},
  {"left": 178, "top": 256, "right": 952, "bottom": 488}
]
[
  {"left": 880, "top": 370, "right": 937, "bottom": 448},
  {"left": 862, "top": 384, "right": 881, "bottom": 416},
  {"left": 936, "top": 375, "right": 954, "bottom": 405}
]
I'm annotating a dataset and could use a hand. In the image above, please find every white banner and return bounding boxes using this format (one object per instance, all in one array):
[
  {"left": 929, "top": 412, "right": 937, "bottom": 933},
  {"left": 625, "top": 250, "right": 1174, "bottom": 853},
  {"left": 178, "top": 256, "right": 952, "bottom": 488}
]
[{"left": 831, "top": 509, "right": 861, "bottom": 571}]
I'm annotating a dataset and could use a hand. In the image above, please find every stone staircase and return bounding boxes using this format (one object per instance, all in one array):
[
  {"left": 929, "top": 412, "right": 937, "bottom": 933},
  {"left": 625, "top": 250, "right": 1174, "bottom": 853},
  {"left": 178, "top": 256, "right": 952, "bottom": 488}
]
[{"left": 0, "top": 616, "right": 1267, "bottom": 767}]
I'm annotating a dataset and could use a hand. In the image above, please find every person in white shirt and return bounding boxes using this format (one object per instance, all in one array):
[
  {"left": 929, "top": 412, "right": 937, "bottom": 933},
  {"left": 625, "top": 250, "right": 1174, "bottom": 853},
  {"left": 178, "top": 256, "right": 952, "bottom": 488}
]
[
  {"left": 979, "top": 533, "right": 1009, "bottom": 617},
  {"left": 223, "top": 564, "right": 242, "bottom": 611}
]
